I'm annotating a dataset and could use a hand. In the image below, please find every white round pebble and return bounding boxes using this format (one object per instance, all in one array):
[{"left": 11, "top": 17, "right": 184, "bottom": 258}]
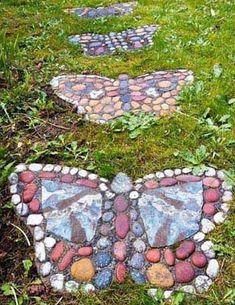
[
  {"left": 129, "top": 191, "right": 139, "bottom": 199},
  {"left": 78, "top": 169, "right": 88, "bottom": 177},
  {"left": 205, "top": 168, "right": 216, "bottom": 177},
  {"left": 143, "top": 174, "right": 155, "bottom": 180},
  {"left": 147, "top": 288, "right": 157, "bottom": 298},
  {"left": 206, "top": 259, "right": 219, "bottom": 279},
  {"left": 8, "top": 173, "right": 18, "bottom": 184},
  {"left": 201, "top": 241, "right": 215, "bottom": 258},
  {"left": 50, "top": 274, "right": 64, "bottom": 291},
  {"left": 27, "top": 214, "right": 43, "bottom": 226},
  {"left": 217, "top": 170, "right": 225, "bottom": 180},
  {"left": 174, "top": 168, "right": 182, "bottom": 175},
  {"left": 35, "top": 242, "right": 46, "bottom": 262},
  {"left": 135, "top": 184, "right": 142, "bottom": 191},
  {"left": 70, "top": 167, "right": 78, "bottom": 175},
  {"left": 29, "top": 163, "right": 43, "bottom": 171},
  {"left": 99, "top": 183, "right": 108, "bottom": 191},
  {"left": 195, "top": 275, "right": 213, "bottom": 293},
  {"left": 222, "top": 191, "right": 233, "bottom": 202},
  {"left": 65, "top": 281, "right": 80, "bottom": 292},
  {"left": 201, "top": 219, "right": 215, "bottom": 234},
  {"left": 88, "top": 173, "right": 98, "bottom": 180},
  {"left": 213, "top": 212, "right": 226, "bottom": 224},
  {"left": 105, "top": 191, "right": 115, "bottom": 199},
  {"left": 135, "top": 178, "right": 143, "bottom": 184},
  {"left": 180, "top": 285, "right": 196, "bottom": 294},
  {"left": 43, "top": 164, "right": 54, "bottom": 172},
  {"left": 61, "top": 166, "right": 70, "bottom": 174},
  {"left": 164, "top": 290, "right": 173, "bottom": 299},
  {"left": 193, "top": 232, "right": 205, "bottom": 242},
  {"left": 34, "top": 226, "right": 44, "bottom": 241},
  {"left": 44, "top": 237, "right": 56, "bottom": 249},
  {"left": 10, "top": 185, "right": 17, "bottom": 194},
  {"left": 164, "top": 169, "right": 174, "bottom": 177},
  {"left": 82, "top": 283, "right": 95, "bottom": 293},
  {"left": 155, "top": 171, "right": 164, "bottom": 179},
  {"left": 12, "top": 194, "right": 21, "bottom": 205},
  {"left": 222, "top": 181, "right": 233, "bottom": 191},
  {"left": 133, "top": 240, "right": 146, "bottom": 252},
  {"left": 221, "top": 203, "right": 230, "bottom": 213},
  {"left": 54, "top": 165, "right": 62, "bottom": 173},
  {"left": 15, "top": 164, "right": 27, "bottom": 173},
  {"left": 182, "top": 167, "right": 192, "bottom": 174},
  {"left": 16, "top": 203, "right": 28, "bottom": 216},
  {"left": 40, "top": 262, "right": 51, "bottom": 277}
]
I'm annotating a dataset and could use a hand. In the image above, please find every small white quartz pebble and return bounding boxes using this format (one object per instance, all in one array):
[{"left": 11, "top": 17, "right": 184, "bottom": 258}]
[
  {"left": 164, "top": 290, "right": 173, "bottom": 299},
  {"left": 155, "top": 171, "right": 164, "bottom": 179},
  {"left": 34, "top": 226, "right": 44, "bottom": 241},
  {"left": 35, "top": 242, "right": 46, "bottom": 262},
  {"left": 16, "top": 203, "right": 28, "bottom": 216},
  {"left": 201, "top": 219, "right": 215, "bottom": 234},
  {"left": 135, "top": 184, "right": 142, "bottom": 191},
  {"left": 61, "top": 166, "right": 70, "bottom": 174},
  {"left": 8, "top": 173, "right": 18, "bottom": 184},
  {"left": 217, "top": 170, "right": 225, "bottom": 180},
  {"left": 88, "top": 173, "right": 98, "bottom": 180},
  {"left": 70, "top": 167, "right": 78, "bottom": 175},
  {"left": 15, "top": 164, "right": 27, "bottom": 173},
  {"left": 82, "top": 283, "right": 95, "bottom": 293},
  {"left": 40, "top": 262, "right": 51, "bottom": 277},
  {"left": 201, "top": 241, "right": 215, "bottom": 258},
  {"left": 195, "top": 275, "right": 213, "bottom": 293},
  {"left": 50, "top": 274, "right": 64, "bottom": 291},
  {"left": 143, "top": 174, "right": 155, "bottom": 180},
  {"left": 222, "top": 181, "right": 233, "bottom": 191},
  {"left": 29, "top": 163, "right": 43, "bottom": 171},
  {"left": 164, "top": 169, "right": 174, "bottom": 177},
  {"left": 182, "top": 167, "right": 192, "bottom": 174},
  {"left": 147, "top": 288, "right": 157, "bottom": 298},
  {"left": 10, "top": 185, "right": 17, "bottom": 194},
  {"left": 27, "top": 214, "right": 43, "bottom": 226},
  {"left": 105, "top": 191, "right": 115, "bottom": 199},
  {"left": 54, "top": 165, "right": 62, "bottom": 173},
  {"left": 43, "top": 164, "right": 54, "bottom": 172},
  {"left": 205, "top": 168, "right": 216, "bottom": 177},
  {"left": 174, "top": 168, "right": 182, "bottom": 175},
  {"left": 135, "top": 178, "right": 143, "bottom": 184},
  {"left": 133, "top": 240, "right": 146, "bottom": 252},
  {"left": 180, "top": 285, "right": 196, "bottom": 294},
  {"left": 221, "top": 203, "right": 230, "bottom": 213},
  {"left": 65, "top": 281, "right": 80, "bottom": 292},
  {"left": 213, "top": 212, "right": 226, "bottom": 224},
  {"left": 99, "top": 183, "right": 108, "bottom": 191},
  {"left": 222, "top": 191, "right": 233, "bottom": 202},
  {"left": 206, "top": 259, "right": 219, "bottom": 279},
  {"left": 129, "top": 191, "right": 139, "bottom": 199},
  {"left": 193, "top": 232, "right": 205, "bottom": 242},
  {"left": 12, "top": 194, "right": 21, "bottom": 205},
  {"left": 44, "top": 237, "right": 56, "bottom": 249},
  {"left": 78, "top": 169, "right": 88, "bottom": 177}
]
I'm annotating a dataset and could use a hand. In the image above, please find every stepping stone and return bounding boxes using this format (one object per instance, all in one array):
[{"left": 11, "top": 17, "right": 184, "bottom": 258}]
[
  {"left": 10, "top": 164, "right": 231, "bottom": 294},
  {"left": 50, "top": 70, "right": 194, "bottom": 123},
  {"left": 69, "top": 25, "right": 158, "bottom": 56},
  {"left": 65, "top": 2, "right": 137, "bottom": 19}
]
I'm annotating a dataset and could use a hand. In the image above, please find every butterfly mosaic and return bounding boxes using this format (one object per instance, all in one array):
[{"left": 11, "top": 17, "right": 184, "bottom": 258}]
[
  {"left": 50, "top": 70, "right": 194, "bottom": 123},
  {"left": 10, "top": 163, "right": 232, "bottom": 293}
]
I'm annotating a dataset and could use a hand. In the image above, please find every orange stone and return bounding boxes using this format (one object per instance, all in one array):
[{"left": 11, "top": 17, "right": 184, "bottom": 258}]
[{"left": 71, "top": 258, "right": 95, "bottom": 282}]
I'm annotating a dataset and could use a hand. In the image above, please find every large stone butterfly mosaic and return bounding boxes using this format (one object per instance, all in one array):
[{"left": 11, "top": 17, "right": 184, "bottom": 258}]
[
  {"left": 50, "top": 70, "right": 193, "bottom": 123},
  {"left": 10, "top": 164, "right": 233, "bottom": 294}
]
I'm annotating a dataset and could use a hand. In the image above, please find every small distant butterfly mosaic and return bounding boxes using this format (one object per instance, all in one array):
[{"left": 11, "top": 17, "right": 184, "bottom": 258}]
[
  {"left": 10, "top": 163, "right": 232, "bottom": 294},
  {"left": 50, "top": 70, "right": 194, "bottom": 123}
]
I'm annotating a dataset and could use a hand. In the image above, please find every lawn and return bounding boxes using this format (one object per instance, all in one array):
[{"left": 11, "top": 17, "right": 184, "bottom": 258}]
[{"left": 0, "top": 0, "right": 235, "bottom": 304}]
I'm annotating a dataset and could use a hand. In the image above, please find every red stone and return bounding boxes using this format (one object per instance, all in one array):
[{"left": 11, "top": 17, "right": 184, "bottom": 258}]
[
  {"left": 51, "top": 242, "right": 65, "bottom": 262},
  {"left": 145, "top": 249, "right": 161, "bottom": 263},
  {"left": 191, "top": 252, "right": 208, "bottom": 268},
  {"left": 176, "top": 241, "right": 195, "bottom": 260},
  {"left": 113, "top": 241, "right": 127, "bottom": 262},
  {"left": 76, "top": 179, "right": 98, "bottom": 188},
  {"left": 19, "top": 171, "right": 35, "bottom": 183},
  {"left": 113, "top": 195, "right": 128, "bottom": 212},
  {"left": 61, "top": 174, "right": 74, "bottom": 183},
  {"left": 175, "top": 262, "right": 195, "bottom": 283},
  {"left": 38, "top": 172, "right": 56, "bottom": 179},
  {"left": 203, "top": 177, "right": 221, "bottom": 188},
  {"left": 77, "top": 246, "right": 93, "bottom": 256},
  {"left": 164, "top": 249, "right": 175, "bottom": 266},
  {"left": 176, "top": 175, "right": 201, "bottom": 182},
  {"left": 115, "top": 214, "right": 129, "bottom": 239},
  {"left": 203, "top": 203, "right": 216, "bottom": 216},
  {"left": 160, "top": 178, "right": 177, "bottom": 187},
  {"left": 145, "top": 180, "right": 158, "bottom": 189},
  {"left": 23, "top": 183, "right": 38, "bottom": 202},
  {"left": 28, "top": 199, "right": 40, "bottom": 213},
  {"left": 204, "top": 189, "right": 220, "bottom": 202},
  {"left": 58, "top": 249, "right": 76, "bottom": 271},
  {"left": 115, "top": 262, "right": 126, "bottom": 283}
]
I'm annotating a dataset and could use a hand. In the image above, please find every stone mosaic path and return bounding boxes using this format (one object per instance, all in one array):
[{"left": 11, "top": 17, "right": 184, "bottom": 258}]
[
  {"left": 65, "top": 2, "right": 137, "bottom": 19},
  {"left": 69, "top": 25, "right": 157, "bottom": 56},
  {"left": 10, "top": 164, "right": 232, "bottom": 295},
  {"left": 50, "top": 70, "right": 193, "bottom": 123}
]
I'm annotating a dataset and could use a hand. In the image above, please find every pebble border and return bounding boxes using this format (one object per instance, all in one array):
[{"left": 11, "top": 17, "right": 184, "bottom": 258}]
[{"left": 9, "top": 164, "right": 233, "bottom": 295}]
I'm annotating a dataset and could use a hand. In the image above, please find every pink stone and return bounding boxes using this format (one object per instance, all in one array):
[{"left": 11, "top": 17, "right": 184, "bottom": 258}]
[
  {"left": 77, "top": 246, "right": 93, "bottom": 256},
  {"left": 176, "top": 241, "right": 195, "bottom": 260},
  {"left": 191, "top": 251, "right": 208, "bottom": 268},
  {"left": 113, "top": 241, "right": 127, "bottom": 262},
  {"left": 132, "top": 95, "right": 146, "bottom": 101},
  {"left": 28, "top": 199, "right": 40, "bottom": 213},
  {"left": 176, "top": 175, "right": 201, "bottom": 182},
  {"left": 38, "top": 172, "right": 56, "bottom": 179},
  {"left": 107, "top": 91, "right": 118, "bottom": 97},
  {"left": 175, "top": 262, "right": 195, "bottom": 283},
  {"left": 204, "top": 188, "right": 220, "bottom": 202},
  {"left": 58, "top": 249, "right": 76, "bottom": 271},
  {"left": 145, "top": 180, "right": 158, "bottom": 189},
  {"left": 61, "top": 174, "right": 74, "bottom": 183},
  {"left": 203, "top": 177, "right": 221, "bottom": 188},
  {"left": 51, "top": 242, "right": 65, "bottom": 262},
  {"left": 19, "top": 171, "right": 35, "bottom": 183},
  {"left": 164, "top": 249, "right": 175, "bottom": 266},
  {"left": 100, "top": 224, "right": 111, "bottom": 236},
  {"left": 115, "top": 262, "right": 126, "bottom": 283},
  {"left": 23, "top": 183, "right": 38, "bottom": 203},
  {"left": 160, "top": 178, "right": 177, "bottom": 187},
  {"left": 115, "top": 214, "right": 129, "bottom": 239},
  {"left": 76, "top": 179, "right": 98, "bottom": 188},
  {"left": 203, "top": 203, "right": 217, "bottom": 216},
  {"left": 145, "top": 249, "right": 161, "bottom": 263},
  {"left": 114, "top": 195, "right": 128, "bottom": 212}
]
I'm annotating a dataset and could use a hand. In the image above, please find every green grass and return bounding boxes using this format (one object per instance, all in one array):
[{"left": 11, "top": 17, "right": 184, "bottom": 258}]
[{"left": 0, "top": 0, "right": 234, "bottom": 304}]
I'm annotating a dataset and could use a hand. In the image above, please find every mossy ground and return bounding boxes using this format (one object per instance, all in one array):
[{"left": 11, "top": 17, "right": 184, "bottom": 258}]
[{"left": 0, "top": 0, "right": 234, "bottom": 304}]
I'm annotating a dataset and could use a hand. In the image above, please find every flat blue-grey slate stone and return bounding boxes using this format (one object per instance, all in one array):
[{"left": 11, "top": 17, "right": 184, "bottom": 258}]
[
  {"left": 94, "top": 269, "right": 113, "bottom": 289},
  {"left": 131, "top": 270, "right": 146, "bottom": 284},
  {"left": 138, "top": 181, "right": 203, "bottom": 247},
  {"left": 111, "top": 173, "right": 133, "bottom": 193}
]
